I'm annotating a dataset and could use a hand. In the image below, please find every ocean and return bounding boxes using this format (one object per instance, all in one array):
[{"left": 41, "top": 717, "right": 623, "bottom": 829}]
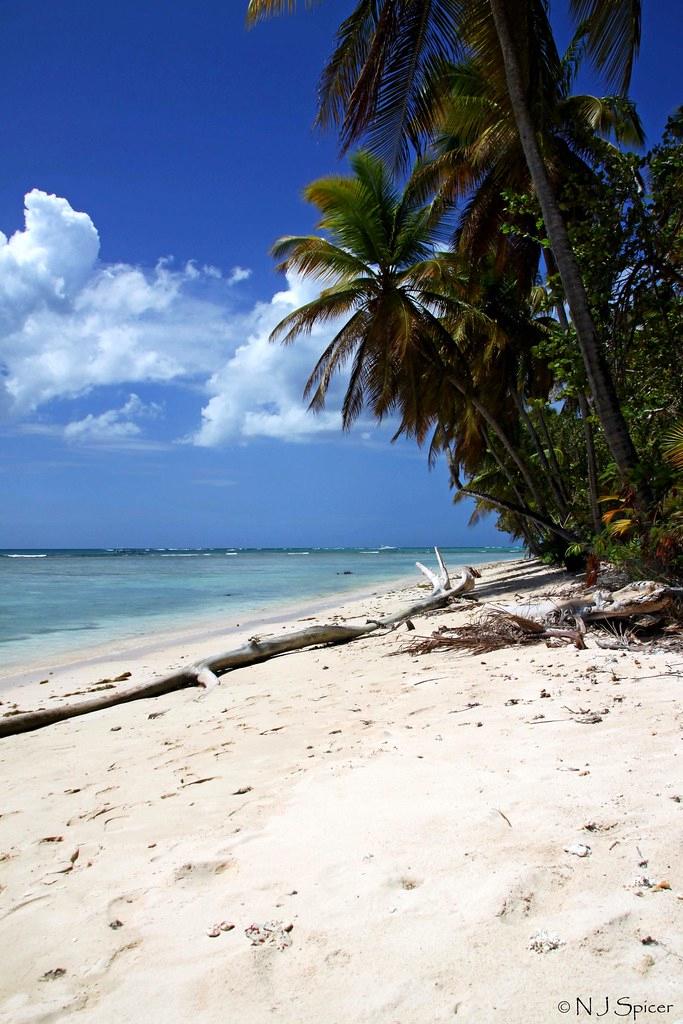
[{"left": 0, "top": 546, "right": 522, "bottom": 669}]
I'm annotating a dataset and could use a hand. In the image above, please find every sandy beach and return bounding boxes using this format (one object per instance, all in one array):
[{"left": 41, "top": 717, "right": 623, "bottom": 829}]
[{"left": 1, "top": 557, "right": 681, "bottom": 1024}]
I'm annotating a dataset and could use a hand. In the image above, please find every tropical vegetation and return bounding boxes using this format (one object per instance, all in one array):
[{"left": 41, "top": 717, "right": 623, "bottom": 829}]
[{"left": 246, "top": 1, "right": 683, "bottom": 578}]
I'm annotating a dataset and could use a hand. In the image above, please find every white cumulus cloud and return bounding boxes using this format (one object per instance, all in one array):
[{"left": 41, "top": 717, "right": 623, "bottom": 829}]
[
  {"left": 193, "top": 272, "right": 346, "bottom": 446},
  {"left": 0, "top": 190, "right": 365, "bottom": 447},
  {"left": 0, "top": 191, "right": 257, "bottom": 416},
  {"left": 0, "top": 189, "right": 99, "bottom": 336}
]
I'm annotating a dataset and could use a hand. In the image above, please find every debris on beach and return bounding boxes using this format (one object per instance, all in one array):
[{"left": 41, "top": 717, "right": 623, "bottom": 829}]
[
  {"left": 574, "top": 712, "right": 603, "bottom": 724},
  {"left": 207, "top": 921, "right": 234, "bottom": 938},
  {"left": 629, "top": 876, "right": 653, "bottom": 891},
  {"left": 40, "top": 968, "right": 67, "bottom": 981},
  {"left": 528, "top": 930, "right": 564, "bottom": 953},
  {"left": 396, "top": 612, "right": 546, "bottom": 656},
  {"left": 564, "top": 843, "right": 592, "bottom": 857},
  {"left": 53, "top": 847, "right": 80, "bottom": 874},
  {"left": 245, "top": 921, "right": 294, "bottom": 950},
  {"left": 397, "top": 577, "right": 682, "bottom": 659}
]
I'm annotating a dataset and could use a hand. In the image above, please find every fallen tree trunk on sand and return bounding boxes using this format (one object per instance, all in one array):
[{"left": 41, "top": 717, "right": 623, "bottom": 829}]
[
  {"left": 492, "top": 580, "right": 678, "bottom": 628},
  {"left": 0, "top": 549, "right": 478, "bottom": 739}
]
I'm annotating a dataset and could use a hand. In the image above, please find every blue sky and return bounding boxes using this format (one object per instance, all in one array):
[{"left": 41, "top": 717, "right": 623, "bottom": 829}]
[{"left": 0, "top": 0, "right": 680, "bottom": 548}]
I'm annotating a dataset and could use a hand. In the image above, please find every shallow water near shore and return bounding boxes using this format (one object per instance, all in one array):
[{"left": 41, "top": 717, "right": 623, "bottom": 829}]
[{"left": 0, "top": 546, "right": 521, "bottom": 669}]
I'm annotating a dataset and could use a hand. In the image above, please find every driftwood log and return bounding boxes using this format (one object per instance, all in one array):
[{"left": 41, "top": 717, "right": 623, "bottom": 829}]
[
  {"left": 493, "top": 580, "right": 677, "bottom": 627},
  {"left": 0, "top": 549, "right": 477, "bottom": 739}
]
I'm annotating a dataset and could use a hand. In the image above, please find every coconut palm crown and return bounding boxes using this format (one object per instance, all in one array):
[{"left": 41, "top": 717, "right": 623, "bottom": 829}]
[{"left": 269, "top": 150, "right": 489, "bottom": 439}]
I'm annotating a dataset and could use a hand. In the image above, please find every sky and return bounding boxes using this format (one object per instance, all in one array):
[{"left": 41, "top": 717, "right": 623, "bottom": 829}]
[{"left": 0, "top": 0, "right": 680, "bottom": 549}]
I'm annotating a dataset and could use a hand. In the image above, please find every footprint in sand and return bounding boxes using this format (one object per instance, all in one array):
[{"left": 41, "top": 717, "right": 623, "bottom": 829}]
[
  {"left": 174, "top": 859, "right": 233, "bottom": 883},
  {"left": 324, "top": 948, "right": 351, "bottom": 967},
  {"left": 387, "top": 876, "right": 422, "bottom": 891},
  {"left": 107, "top": 891, "right": 142, "bottom": 917},
  {"left": 497, "top": 891, "right": 534, "bottom": 920}
]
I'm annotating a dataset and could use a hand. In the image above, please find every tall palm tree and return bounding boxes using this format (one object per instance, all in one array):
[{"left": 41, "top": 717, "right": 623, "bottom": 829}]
[
  {"left": 485, "top": 0, "right": 647, "bottom": 503},
  {"left": 414, "top": 46, "right": 641, "bottom": 531},
  {"left": 246, "top": 0, "right": 649, "bottom": 505},
  {"left": 269, "top": 150, "right": 580, "bottom": 543}
]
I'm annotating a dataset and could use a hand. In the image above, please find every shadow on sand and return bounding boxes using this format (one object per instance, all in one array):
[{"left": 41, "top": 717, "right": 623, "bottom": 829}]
[{"left": 471, "top": 559, "right": 576, "bottom": 602}]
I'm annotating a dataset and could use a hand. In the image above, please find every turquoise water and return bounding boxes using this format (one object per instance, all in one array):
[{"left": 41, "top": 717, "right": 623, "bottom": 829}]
[{"left": 0, "top": 547, "right": 521, "bottom": 668}]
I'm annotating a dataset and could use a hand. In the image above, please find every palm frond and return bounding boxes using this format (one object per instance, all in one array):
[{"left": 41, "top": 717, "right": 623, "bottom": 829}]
[
  {"left": 662, "top": 422, "right": 683, "bottom": 471},
  {"left": 561, "top": 93, "right": 644, "bottom": 146},
  {"left": 303, "top": 308, "right": 371, "bottom": 408},
  {"left": 605, "top": 517, "right": 635, "bottom": 537},
  {"left": 269, "top": 286, "right": 366, "bottom": 345},
  {"left": 569, "top": 0, "right": 641, "bottom": 94},
  {"left": 300, "top": 153, "right": 402, "bottom": 265},
  {"left": 246, "top": 0, "right": 318, "bottom": 25},
  {"left": 561, "top": 22, "right": 589, "bottom": 90},
  {"left": 317, "top": 0, "right": 469, "bottom": 169},
  {"left": 271, "top": 236, "right": 373, "bottom": 282}
]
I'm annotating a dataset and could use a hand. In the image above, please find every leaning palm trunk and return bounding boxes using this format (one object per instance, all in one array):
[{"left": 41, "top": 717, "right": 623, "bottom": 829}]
[
  {"left": 488, "top": 0, "right": 649, "bottom": 509},
  {"left": 480, "top": 430, "right": 548, "bottom": 554},
  {"left": 577, "top": 390, "right": 603, "bottom": 533},
  {"left": 535, "top": 405, "right": 571, "bottom": 508},
  {"left": 544, "top": 251, "right": 603, "bottom": 534},
  {"left": 451, "top": 469, "right": 580, "bottom": 544},
  {"left": 512, "top": 389, "right": 570, "bottom": 517},
  {"left": 468, "top": 391, "right": 549, "bottom": 513},
  {"left": 424, "top": 313, "right": 551, "bottom": 516},
  {"left": 481, "top": 425, "right": 531, "bottom": 512},
  {"left": 479, "top": 423, "right": 565, "bottom": 552}
]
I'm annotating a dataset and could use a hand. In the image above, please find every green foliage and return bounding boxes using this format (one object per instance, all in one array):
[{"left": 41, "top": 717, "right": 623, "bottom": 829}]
[
  {"left": 663, "top": 423, "right": 683, "bottom": 471},
  {"left": 269, "top": 116, "right": 683, "bottom": 576},
  {"left": 251, "top": 0, "right": 682, "bottom": 577}
]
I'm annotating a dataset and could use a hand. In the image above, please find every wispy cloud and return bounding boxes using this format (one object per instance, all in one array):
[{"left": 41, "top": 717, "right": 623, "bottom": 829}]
[
  {"left": 193, "top": 477, "right": 238, "bottom": 487},
  {"left": 63, "top": 394, "right": 162, "bottom": 445}
]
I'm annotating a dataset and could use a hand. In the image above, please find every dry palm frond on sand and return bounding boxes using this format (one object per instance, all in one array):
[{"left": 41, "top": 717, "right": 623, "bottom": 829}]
[{"left": 395, "top": 609, "right": 583, "bottom": 656}]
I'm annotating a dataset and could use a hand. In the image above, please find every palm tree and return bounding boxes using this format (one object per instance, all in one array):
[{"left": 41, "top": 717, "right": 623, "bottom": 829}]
[
  {"left": 414, "top": 50, "right": 643, "bottom": 274},
  {"left": 269, "top": 151, "right": 580, "bottom": 543},
  {"left": 486, "top": 0, "right": 647, "bottom": 503},
  {"left": 414, "top": 49, "right": 642, "bottom": 531},
  {"left": 269, "top": 149, "right": 487, "bottom": 438},
  {"left": 246, "top": 0, "right": 649, "bottom": 505}
]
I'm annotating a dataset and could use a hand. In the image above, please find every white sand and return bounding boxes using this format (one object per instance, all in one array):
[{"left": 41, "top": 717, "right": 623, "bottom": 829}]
[{"left": 0, "top": 559, "right": 681, "bottom": 1024}]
